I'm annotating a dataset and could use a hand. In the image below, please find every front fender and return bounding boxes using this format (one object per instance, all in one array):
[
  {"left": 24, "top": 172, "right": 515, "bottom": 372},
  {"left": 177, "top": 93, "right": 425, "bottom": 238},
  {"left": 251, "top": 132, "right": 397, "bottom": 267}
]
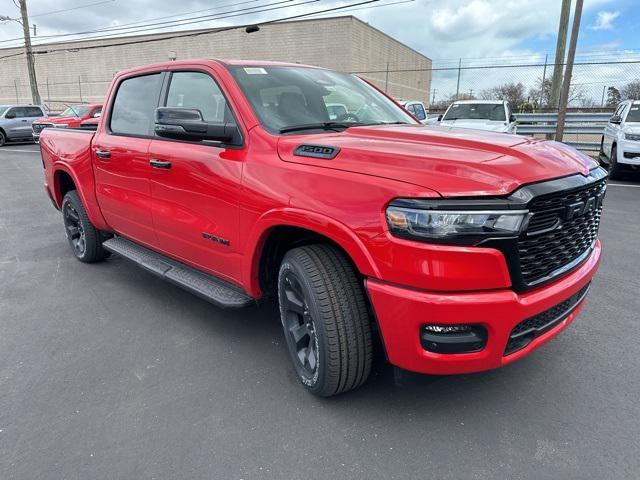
[{"left": 243, "top": 207, "right": 381, "bottom": 298}]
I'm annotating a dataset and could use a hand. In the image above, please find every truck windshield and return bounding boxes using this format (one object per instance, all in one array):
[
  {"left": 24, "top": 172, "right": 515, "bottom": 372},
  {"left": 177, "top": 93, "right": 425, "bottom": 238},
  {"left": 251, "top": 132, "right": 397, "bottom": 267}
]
[
  {"left": 61, "top": 105, "right": 91, "bottom": 117},
  {"left": 227, "top": 65, "right": 416, "bottom": 134},
  {"left": 626, "top": 105, "right": 640, "bottom": 122},
  {"left": 443, "top": 103, "right": 506, "bottom": 122}
]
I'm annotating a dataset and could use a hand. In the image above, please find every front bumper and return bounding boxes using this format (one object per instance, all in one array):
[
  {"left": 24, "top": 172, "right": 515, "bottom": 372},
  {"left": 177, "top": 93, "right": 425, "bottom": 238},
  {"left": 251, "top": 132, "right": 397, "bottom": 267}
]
[
  {"left": 367, "top": 239, "right": 601, "bottom": 375},
  {"left": 620, "top": 140, "right": 640, "bottom": 165}
]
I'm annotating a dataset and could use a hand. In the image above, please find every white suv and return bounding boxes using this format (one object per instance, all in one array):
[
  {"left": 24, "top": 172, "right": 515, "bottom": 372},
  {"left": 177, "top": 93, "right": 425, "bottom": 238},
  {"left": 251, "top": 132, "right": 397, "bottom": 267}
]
[
  {"left": 600, "top": 100, "right": 640, "bottom": 179},
  {"left": 439, "top": 100, "right": 517, "bottom": 134}
]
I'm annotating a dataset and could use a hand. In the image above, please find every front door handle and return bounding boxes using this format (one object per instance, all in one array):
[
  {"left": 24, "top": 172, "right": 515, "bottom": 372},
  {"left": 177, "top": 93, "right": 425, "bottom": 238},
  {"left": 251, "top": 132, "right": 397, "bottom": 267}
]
[
  {"left": 95, "top": 149, "right": 111, "bottom": 159},
  {"left": 150, "top": 159, "right": 172, "bottom": 169}
]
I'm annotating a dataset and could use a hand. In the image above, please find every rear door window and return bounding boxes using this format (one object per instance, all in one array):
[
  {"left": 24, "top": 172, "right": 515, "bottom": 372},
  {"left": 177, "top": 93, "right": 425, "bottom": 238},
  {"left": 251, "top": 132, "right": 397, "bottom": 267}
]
[
  {"left": 412, "top": 103, "right": 426, "bottom": 120},
  {"left": 110, "top": 73, "right": 163, "bottom": 136},
  {"left": 26, "top": 107, "right": 43, "bottom": 117}
]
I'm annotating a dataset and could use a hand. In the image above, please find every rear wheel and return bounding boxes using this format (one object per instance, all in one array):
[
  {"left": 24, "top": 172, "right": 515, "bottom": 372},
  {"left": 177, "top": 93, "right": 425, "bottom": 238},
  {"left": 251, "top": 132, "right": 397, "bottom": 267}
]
[
  {"left": 62, "top": 190, "right": 108, "bottom": 263},
  {"left": 609, "top": 144, "right": 623, "bottom": 180},
  {"left": 278, "top": 244, "right": 373, "bottom": 397}
]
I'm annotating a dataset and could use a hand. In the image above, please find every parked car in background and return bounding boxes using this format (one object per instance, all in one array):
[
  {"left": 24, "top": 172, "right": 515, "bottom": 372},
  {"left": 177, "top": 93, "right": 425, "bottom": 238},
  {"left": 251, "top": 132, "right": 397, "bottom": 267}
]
[
  {"left": 40, "top": 59, "right": 604, "bottom": 397},
  {"left": 0, "top": 105, "right": 47, "bottom": 146},
  {"left": 32, "top": 103, "right": 102, "bottom": 142},
  {"left": 398, "top": 100, "right": 429, "bottom": 124},
  {"left": 439, "top": 100, "right": 517, "bottom": 133},
  {"left": 600, "top": 99, "right": 640, "bottom": 179},
  {"left": 326, "top": 103, "right": 348, "bottom": 120}
]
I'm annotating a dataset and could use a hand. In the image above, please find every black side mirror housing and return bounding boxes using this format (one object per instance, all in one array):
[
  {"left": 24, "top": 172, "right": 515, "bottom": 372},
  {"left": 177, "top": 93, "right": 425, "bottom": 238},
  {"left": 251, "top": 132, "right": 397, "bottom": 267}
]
[
  {"left": 610, "top": 115, "right": 622, "bottom": 124},
  {"left": 154, "top": 107, "right": 240, "bottom": 144},
  {"left": 5, "top": 112, "right": 15, "bottom": 119},
  {"left": 437, "top": 114, "right": 443, "bottom": 121},
  {"left": 509, "top": 114, "right": 517, "bottom": 123}
]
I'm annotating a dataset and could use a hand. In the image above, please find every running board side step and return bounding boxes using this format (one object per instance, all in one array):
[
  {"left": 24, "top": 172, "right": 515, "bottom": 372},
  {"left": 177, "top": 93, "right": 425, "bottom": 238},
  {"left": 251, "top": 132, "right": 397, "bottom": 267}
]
[{"left": 102, "top": 236, "right": 253, "bottom": 309}]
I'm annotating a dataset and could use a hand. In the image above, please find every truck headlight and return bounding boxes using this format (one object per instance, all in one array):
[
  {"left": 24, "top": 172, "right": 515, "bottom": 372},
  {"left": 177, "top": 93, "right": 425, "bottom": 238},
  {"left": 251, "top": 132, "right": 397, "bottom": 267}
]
[
  {"left": 386, "top": 201, "right": 528, "bottom": 243},
  {"left": 624, "top": 133, "right": 640, "bottom": 141}
]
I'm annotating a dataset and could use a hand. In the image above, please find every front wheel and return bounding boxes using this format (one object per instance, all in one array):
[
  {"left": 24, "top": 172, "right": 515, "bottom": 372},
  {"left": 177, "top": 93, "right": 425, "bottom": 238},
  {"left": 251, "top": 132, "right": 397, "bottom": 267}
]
[
  {"left": 0, "top": 131, "right": 6, "bottom": 147},
  {"left": 62, "top": 191, "right": 109, "bottom": 263},
  {"left": 278, "top": 244, "right": 373, "bottom": 397},
  {"left": 609, "top": 144, "right": 623, "bottom": 180}
]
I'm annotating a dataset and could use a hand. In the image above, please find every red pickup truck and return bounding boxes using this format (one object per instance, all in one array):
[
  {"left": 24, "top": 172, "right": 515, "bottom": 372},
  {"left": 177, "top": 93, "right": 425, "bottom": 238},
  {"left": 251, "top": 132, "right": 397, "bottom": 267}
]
[
  {"left": 32, "top": 103, "right": 102, "bottom": 142},
  {"left": 39, "top": 60, "right": 606, "bottom": 396}
]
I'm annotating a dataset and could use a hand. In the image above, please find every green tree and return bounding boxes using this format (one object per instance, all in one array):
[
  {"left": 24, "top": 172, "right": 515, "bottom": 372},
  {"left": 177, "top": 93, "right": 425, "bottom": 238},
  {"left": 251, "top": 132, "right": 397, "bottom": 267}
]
[{"left": 606, "top": 86, "right": 622, "bottom": 106}]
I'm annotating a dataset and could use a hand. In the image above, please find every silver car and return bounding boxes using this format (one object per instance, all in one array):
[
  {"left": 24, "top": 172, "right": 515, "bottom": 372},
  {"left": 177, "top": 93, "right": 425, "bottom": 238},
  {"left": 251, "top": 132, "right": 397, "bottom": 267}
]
[{"left": 0, "top": 105, "right": 47, "bottom": 146}]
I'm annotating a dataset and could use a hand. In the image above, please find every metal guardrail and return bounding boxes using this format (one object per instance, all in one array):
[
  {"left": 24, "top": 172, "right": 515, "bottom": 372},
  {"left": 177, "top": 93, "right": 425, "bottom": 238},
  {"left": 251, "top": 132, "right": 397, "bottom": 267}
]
[
  {"left": 425, "top": 111, "right": 612, "bottom": 151},
  {"left": 514, "top": 112, "right": 612, "bottom": 151}
]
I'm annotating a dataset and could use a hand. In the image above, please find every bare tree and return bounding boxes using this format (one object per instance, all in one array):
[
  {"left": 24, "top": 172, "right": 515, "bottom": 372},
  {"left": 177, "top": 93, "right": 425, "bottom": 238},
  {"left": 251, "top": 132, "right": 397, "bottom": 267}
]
[
  {"left": 481, "top": 82, "right": 526, "bottom": 108},
  {"left": 621, "top": 80, "right": 640, "bottom": 100}
]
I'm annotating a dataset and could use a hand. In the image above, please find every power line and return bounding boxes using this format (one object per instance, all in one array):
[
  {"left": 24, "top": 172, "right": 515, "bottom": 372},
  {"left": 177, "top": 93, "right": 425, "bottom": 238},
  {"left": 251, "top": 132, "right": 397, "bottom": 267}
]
[
  {"left": 30, "top": 0, "right": 116, "bottom": 18},
  {"left": 0, "top": 0, "right": 290, "bottom": 45},
  {"left": 0, "top": 0, "right": 384, "bottom": 60}
]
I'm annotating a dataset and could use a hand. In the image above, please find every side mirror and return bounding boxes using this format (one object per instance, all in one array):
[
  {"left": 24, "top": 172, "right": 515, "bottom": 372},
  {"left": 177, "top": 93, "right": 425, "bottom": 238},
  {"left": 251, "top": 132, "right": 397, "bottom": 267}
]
[
  {"left": 154, "top": 107, "right": 239, "bottom": 144},
  {"left": 5, "top": 112, "right": 15, "bottom": 119},
  {"left": 509, "top": 114, "right": 517, "bottom": 123},
  {"left": 437, "top": 115, "right": 443, "bottom": 121},
  {"left": 610, "top": 115, "right": 622, "bottom": 124}
]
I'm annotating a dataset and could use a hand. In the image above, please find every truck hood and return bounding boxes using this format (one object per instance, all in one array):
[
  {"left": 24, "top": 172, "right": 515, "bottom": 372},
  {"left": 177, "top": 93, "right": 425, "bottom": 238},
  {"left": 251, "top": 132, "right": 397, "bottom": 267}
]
[
  {"left": 34, "top": 116, "right": 78, "bottom": 124},
  {"left": 277, "top": 124, "right": 598, "bottom": 197},
  {"left": 439, "top": 119, "right": 511, "bottom": 132}
]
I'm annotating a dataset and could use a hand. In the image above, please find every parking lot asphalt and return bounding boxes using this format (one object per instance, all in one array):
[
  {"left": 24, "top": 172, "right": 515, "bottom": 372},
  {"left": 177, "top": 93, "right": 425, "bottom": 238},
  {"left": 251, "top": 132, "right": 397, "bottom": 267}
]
[{"left": 0, "top": 143, "right": 639, "bottom": 480}]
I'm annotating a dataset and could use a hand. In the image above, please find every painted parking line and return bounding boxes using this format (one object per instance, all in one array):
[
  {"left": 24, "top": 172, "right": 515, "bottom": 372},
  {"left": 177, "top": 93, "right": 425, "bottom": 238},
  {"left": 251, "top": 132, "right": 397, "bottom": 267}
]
[
  {"left": 0, "top": 148, "right": 40, "bottom": 153},
  {"left": 608, "top": 182, "right": 640, "bottom": 188}
]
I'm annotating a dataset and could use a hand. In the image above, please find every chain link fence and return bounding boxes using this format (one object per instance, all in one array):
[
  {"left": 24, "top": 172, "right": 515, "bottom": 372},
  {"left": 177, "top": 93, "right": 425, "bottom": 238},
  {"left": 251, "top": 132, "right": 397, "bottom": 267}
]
[{"left": 2, "top": 58, "right": 639, "bottom": 119}]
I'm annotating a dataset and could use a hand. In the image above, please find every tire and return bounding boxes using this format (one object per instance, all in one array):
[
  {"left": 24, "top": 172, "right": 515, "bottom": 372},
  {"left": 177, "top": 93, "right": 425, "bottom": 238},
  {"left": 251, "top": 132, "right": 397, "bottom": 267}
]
[
  {"left": 609, "top": 144, "right": 623, "bottom": 180},
  {"left": 62, "top": 190, "right": 108, "bottom": 263},
  {"left": 278, "top": 244, "right": 373, "bottom": 397},
  {"left": 0, "top": 131, "right": 6, "bottom": 147},
  {"left": 598, "top": 137, "right": 607, "bottom": 167}
]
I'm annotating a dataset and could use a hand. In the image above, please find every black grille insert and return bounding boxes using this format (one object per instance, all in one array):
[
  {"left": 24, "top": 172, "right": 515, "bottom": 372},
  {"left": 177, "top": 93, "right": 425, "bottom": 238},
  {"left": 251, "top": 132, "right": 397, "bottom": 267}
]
[
  {"left": 504, "top": 282, "right": 590, "bottom": 355},
  {"left": 518, "top": 178, "right": 605, "bottom": 286}
]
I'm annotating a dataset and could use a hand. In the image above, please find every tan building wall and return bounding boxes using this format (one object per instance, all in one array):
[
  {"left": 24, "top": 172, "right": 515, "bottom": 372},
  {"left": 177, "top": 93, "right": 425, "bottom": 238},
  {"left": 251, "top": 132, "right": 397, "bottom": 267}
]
[{"left": 0, "top": 16, "right": 431, "bottom": 110}]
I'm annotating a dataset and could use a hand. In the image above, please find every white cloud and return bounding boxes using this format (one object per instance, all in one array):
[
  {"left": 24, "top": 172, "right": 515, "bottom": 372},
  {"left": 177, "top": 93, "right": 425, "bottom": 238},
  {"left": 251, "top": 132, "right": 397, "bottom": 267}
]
[{"left": 590, "top": 11, "right": 620, "bottom": 30}]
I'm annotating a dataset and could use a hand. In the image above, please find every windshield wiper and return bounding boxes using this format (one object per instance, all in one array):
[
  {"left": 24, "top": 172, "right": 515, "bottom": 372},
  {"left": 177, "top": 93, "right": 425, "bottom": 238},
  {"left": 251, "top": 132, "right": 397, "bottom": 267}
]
[{"left": 279, "top": 122, "right": 363, "bottom": 134}]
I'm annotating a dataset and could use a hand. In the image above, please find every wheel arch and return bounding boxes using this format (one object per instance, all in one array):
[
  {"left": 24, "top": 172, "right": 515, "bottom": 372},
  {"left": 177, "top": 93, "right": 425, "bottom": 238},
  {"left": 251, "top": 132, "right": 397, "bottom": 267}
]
[
  {"left": 51, "top": 164, "right": 110, "bottom": 230},
  {"left": 244, "top": 209, "right": 380, "bottom": 298}
]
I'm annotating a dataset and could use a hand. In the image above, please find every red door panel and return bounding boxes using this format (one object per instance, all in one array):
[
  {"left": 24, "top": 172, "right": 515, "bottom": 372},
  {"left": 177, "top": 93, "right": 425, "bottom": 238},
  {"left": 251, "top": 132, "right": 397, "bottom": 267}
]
[
  {"left": 148, "top": 140, "right": 244, "bottom": 283},
  {"left": 93, "top": 134, "right": 156, "bottom": 246}
]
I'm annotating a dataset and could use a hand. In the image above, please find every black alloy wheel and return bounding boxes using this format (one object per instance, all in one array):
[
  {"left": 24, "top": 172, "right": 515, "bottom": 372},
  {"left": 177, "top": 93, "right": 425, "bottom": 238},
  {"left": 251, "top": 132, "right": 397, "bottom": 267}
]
[
  {"left": 280, "top": 270, "right": 319, "bottom": 381},
  {"left": 63, "top": 201, "right": 86, "bottom": 257}
]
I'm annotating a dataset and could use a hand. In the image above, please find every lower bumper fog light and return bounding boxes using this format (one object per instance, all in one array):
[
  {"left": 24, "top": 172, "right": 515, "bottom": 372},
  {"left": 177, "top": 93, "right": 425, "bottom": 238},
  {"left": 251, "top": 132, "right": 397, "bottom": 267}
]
[{"left": 420, "top": 325, "right": 487, "bottom": 354}]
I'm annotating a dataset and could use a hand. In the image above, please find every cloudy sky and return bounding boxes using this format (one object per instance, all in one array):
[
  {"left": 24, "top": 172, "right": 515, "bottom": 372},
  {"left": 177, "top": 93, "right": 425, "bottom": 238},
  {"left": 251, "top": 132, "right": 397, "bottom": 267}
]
[{"left": 1, "top": 0, "right": 638, "bottom": 102}]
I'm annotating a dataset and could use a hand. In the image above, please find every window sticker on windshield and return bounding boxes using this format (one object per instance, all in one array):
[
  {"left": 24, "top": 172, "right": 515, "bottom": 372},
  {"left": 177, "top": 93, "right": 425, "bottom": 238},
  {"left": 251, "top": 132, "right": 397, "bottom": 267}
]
[{"left": 244, "top": 67, "right": 267, "bottom": 75}]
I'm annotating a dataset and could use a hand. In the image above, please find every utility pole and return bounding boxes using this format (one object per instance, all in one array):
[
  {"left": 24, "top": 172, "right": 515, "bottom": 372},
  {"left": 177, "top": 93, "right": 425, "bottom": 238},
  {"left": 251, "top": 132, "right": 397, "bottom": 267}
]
[
  {"left": 455, "top": 58, "right": 461, "bottom": 100},
  {"left": 19, "top": 0, "right": 41, "bottom": 105},
  {"left": 549, "top": 0, "right": 570, "bottom": 111},
  {"left": 556, "top": 0, "right": 583, "bottom": 142},
  {"left": 431, "top": 88, "right": 436, "bottom": 105}
]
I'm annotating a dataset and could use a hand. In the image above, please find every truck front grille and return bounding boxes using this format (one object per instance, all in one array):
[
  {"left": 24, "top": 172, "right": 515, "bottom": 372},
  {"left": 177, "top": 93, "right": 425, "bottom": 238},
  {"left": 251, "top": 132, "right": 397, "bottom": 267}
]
[
  {"left": 517, "top": 178, "right": 606, "bottom": 286},
  {"left": 504, "top": 283, "right": 590, "bottom": 355},
  {"left": 32, "top": 123, "right": 53, "bottom": 134}
]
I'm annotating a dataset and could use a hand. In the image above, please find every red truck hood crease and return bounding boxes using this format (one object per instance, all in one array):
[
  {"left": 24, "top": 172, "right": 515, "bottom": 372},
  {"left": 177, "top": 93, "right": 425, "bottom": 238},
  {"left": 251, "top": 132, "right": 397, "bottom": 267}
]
[{"left": 277, "top": 124, "right": 598, "bottom": 197}]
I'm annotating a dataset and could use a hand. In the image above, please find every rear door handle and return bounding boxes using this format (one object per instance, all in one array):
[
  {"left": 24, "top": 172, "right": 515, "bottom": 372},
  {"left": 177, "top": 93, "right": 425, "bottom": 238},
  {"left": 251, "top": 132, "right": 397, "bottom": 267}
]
[
  {"left": 150, "top": 159, "right": 172, "bottom": 169},
  {"left": 95, "top": 149, "right": 111, "bottom": 159}
]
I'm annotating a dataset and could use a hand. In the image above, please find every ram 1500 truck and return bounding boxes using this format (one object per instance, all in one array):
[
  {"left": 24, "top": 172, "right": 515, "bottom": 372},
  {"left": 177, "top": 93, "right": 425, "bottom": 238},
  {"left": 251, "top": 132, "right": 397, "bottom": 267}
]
[
  {"left": 39, "top": 60, "right": 606, "bottom": 397},
  {"left": 32, "top": 103, "right": 102, "bottom": 142}
]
